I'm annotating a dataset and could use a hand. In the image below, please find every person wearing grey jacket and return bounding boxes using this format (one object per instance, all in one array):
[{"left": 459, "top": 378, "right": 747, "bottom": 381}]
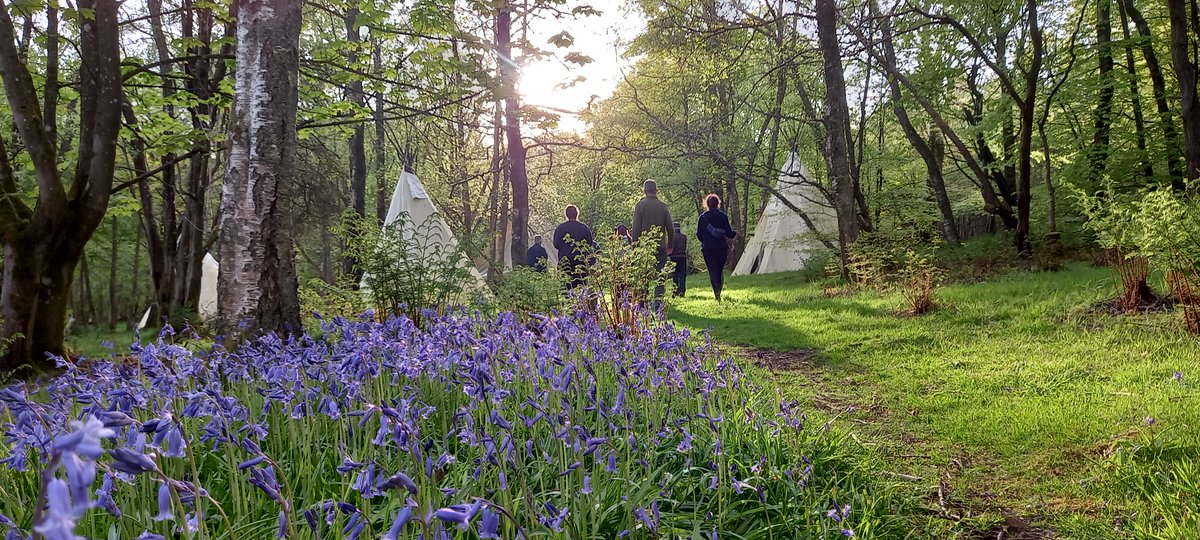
[{"left": 632, "top": 180, "right": 674, "bottom": 304}]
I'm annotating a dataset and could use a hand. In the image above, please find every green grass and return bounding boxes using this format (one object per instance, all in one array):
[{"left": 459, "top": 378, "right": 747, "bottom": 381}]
[
  {"left": 65, "top": 324, "right": 158, "bottom": 359},
  {"left": 669, "top": 263, "right": 1200, "bottom": 538}
]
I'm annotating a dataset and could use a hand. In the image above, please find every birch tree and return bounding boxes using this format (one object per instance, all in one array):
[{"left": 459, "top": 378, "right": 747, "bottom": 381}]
[{"left": 217, "top": 0, "right": 304, "bottom": 337}]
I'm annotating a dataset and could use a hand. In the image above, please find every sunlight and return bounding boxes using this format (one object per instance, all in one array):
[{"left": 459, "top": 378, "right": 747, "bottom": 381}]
[{"left": 519, "top": 60, "right": 598, "bottom": 133}]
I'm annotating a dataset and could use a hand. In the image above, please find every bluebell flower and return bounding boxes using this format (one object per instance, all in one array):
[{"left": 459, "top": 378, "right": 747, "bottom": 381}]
[
  {"left": 153, "top": 483, "right": 174, "bottom": 522},
  {"left": 53, "top": 416, "right": 113, "bottom": 459},
  {"left": 581, "top": 474, "right": 592, "bottom": 495},
  {"left": 108, "top": 448, "right": 157, "bottom": 475},
  {"left": 33, "top": 479, "right": 79, "bottom": 540},
  {"left": 382, "top": 506, "right": 413, "bottom": 540},
  {"left": 479, "top": 508, "right": 499, "bottom": 539}
]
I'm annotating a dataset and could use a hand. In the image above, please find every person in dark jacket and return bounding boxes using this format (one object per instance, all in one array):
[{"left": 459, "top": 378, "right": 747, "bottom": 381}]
[
  {"left": 696, "top": 193, "right": 737, "bottom": 301},
  {"left": 526, "top": 235, "right": 549, "bottom": 272},
  {"left": 553, "top": 205, "right": 595, "bottom": 289},
  {"left": 669, "top": 221, "right": 688, "bottom": 296}
]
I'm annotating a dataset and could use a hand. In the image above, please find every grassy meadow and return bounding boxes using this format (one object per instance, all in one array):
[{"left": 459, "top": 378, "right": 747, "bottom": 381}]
[{"left": 670, "top": 263, "right": 1200, "bottom": 538}]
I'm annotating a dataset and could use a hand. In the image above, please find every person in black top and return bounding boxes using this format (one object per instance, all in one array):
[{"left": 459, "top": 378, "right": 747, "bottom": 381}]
[
  {"left": 552, "top": 205, "right": 595, "bottom": 289},
  {"left": 669, "top": 221, "right": 688, "bottom": 296},
  {"left": 696, "top": 194, "right": 737, "bottom": 301},
  {"left": 526, "top": 235, "right": 549, "bottom": 272}
]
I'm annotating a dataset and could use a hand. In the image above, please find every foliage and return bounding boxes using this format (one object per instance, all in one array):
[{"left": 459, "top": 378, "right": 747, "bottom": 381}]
[
  {"left": 338, "top": 212, "right": 479, "bottom": 325},
  {"left": 897, "top": 250, "right": 942, "bottom": 315},
  {"left": 298, "top": 276, "right": 370, "bottom": 334},
  {"left": 0, "top": 310, "right": 904, "bottom": 539},
  {"left": 490, "top": 267, "right": 566, "bottom": 317},
  {"left": 585, "top": 229, "right": 674, "bottom": 328}
]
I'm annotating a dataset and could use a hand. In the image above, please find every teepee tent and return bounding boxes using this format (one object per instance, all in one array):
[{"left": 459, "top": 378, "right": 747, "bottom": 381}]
[
  {"left": 733, "top": 153, "right": 838, "bottom": 276},
  {"left": 137, "top": 253, "right": 219, "bottom": 329},
  {"left": 198, "top": 254, "right": 219, "bottom": 319},
  {"left": 368, "top": 170, "right": 488, "bottom": 291}
]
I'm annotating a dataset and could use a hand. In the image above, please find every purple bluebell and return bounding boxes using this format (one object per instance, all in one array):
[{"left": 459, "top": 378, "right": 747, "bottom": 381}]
[
  {"left": 479, "top": 508, "right": 499, "bottom": 539},
  {"left": 53, "top": 416, "right": 113, "bottom": 459},
  {"left": 153, "top": 482, "right": 173, "bottom": 522},
  {"left": 33, "top": 479, "right": 78, "bottom": 540},
  {"left": 580, "top": 474, "right": 592, "bottom": 495},
  {"left": 382, "top": 506, "right": 413, "bottom": 540},
  {"left": 107, "top": 448, "right": 157, "bottom": 475}
]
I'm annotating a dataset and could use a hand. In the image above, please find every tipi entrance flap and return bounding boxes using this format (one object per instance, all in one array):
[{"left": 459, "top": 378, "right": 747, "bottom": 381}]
[{"left": 732, "top": 153, "right": 838, "bottom": 276}]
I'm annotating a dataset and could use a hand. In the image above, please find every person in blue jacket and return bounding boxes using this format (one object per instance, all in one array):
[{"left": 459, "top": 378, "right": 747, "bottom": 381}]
[
  {"left": 526, "top": 235, "right": 549, "bottom": 272},
  {"left": 696, "top": 193, "right": 737, "bottom": 301}
]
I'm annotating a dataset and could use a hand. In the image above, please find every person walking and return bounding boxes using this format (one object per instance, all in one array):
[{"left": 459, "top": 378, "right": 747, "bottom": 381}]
[
  {"left": 696, "top": 193, "right": 737, "bottom": 301},
  {"left": 669, "top": 221, "right": 688, "bottom": 297},
  {"left": 631, "top": 180, "right": 674, "bottom": 305},
  {"left": 526, "top": 235, "right": 549, "bottom": 272},
  {"left": 553, "top": 205, "right": 595, "bottom": 289},
  {"left": 615, "top": 224, "right": 632, "bottom": 246}
]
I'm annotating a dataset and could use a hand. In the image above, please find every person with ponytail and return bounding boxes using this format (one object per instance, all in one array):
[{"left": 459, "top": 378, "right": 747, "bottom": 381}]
[{"left": 696, "top": 193, "right": 737, "bottom": 301}]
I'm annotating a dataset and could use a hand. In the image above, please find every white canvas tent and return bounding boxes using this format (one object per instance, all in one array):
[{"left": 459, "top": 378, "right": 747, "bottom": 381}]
[
  {"left": 733, "top": 153, "right": 838, "bottom": 276},
  {"left": 365, "top": 170, "right": 489, "bottom": 292},
  {"left": 137, "top": 252, "right": 219, "bottom": 329}
]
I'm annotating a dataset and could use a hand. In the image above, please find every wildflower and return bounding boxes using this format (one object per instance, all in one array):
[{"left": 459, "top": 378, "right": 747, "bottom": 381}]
[
  {"left": 580, "top": 474, "right": 592, "bottom": 495},
  {"left": 1172, "top": 371, "right": 1183, "bottom": 382},
  {"left": 479, "top": 508, "right": 499, "bottom": 539},
  {"left": 53, "top": 416, "right": 114, "bottom": 459},
  {"left": 377, "top": 470, "right": 418, "bottom": 495},
  {"left": 108, "top": 448, "right": 157, "bottom": 475},
  {"left": 276, "top": 510, "right": 287, "bottom": 538},
  {"left": 134, "top": 533, "right": 166, "bottom": 540},
  {"left": 153, "top": 483, "right": 174, "bottom": 522},
  {"left": 382, "top": 506, "right": 413, "bottom": 540},
  {"left": 33, "top": 479, "right": 79, "bottom": 540}
]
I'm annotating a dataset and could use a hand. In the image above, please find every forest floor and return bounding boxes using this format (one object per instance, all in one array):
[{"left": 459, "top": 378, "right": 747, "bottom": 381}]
[{"left": 670, "top": 263, "right": 1200, "bottom": 539}]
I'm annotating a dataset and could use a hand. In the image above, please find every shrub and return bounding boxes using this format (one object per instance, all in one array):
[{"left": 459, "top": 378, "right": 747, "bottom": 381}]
[
  {"left": 0, "top": 310, "right": 904, "bottom": 539},
  {"left": 339, "top": 212, "right": 480, "bottom": 325},
  {"left": 847, "top": 232, "right": 943, "bottom": 314},
  {"left": 491, "top": 267, "right": 566, "bottom": 317},
  {"left": 585, "top": 230, "right": 673, "bottom": 328},
  {"left": 1079, "top": 187, "right": 1200, "bottom": 327},
  {"left": 298, "top": 276, "right": 369, "bottom": 334},
  {"left": 897, "top": 250, "right": 942, "bottom": 315}
]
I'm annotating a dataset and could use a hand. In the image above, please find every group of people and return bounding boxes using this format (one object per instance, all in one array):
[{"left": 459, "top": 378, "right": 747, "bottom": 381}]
[{"left": 525, "top": 180, "right": 739, "bottom": 302}]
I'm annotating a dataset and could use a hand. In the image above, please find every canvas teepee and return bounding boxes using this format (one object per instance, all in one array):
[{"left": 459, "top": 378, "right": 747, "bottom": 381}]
[
  {"left": 370, "top": 170, "right": 488, "bottom": 291},
  {"left": 137, "top": 253, "right": 219, "bottom": 329},
  {"left": 733, "top": 153, "right": 838, "bottom": 276}
]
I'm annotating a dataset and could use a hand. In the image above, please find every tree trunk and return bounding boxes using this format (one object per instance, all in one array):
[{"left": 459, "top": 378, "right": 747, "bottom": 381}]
[
  {"left": 1090, "top": 0, "right": 1115, "bottom": 181},
  {"left": 108, "top": 215, "right": 118, "bottom": 330},
  {"left": 497, "top": 6, "right": 529, "bottom": 267},
  {"left": 216, "top": 0, "right": 303, "bottom": 339},
  {"left": 132, "top": 222, "right": 142, "bottom": 318},
  {"left": 1169, "top": 0, "right": 1200, "bottom": 184},
  {"left": 342, "top": 7, "right": 367, "bottom": 277},
  {"left": 373, "top": 36, "right": 388, "bottom": 224},
  {"left": 816, "top": 0, "right": 858, "bottom": 274},
  {"left": 80, "top": 252, "right": 97, "bottom": 326},
  {"left": 876, "top": 3, "right": 959, "bottom": 244},
  {"left": 0, "top": 0, "right": 121, "bottom": 372},
  {"left": 1120, "top": 0, "right": 1185, "bottom": 188},
  {"left": 1015, "top": 0, "right": 1043, "bottom": 257},
  {"left": 1118, "top": 2, "right": 1154, "bottom": 182}
]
